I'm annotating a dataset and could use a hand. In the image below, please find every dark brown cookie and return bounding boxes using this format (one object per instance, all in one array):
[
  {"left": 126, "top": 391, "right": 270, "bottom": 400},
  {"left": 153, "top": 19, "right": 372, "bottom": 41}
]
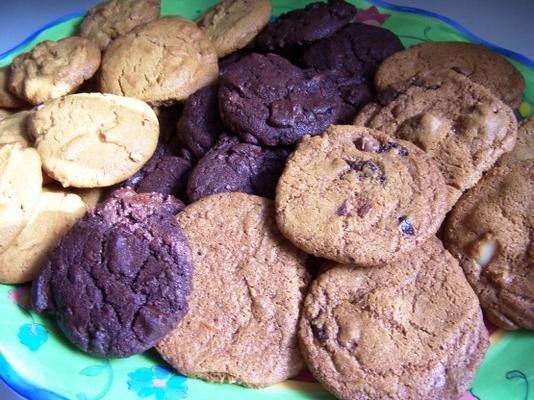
[
  {"left": 32, "top": 188, "right": 192, "bottom": 358},
  {"left": 219, "top": 53, "right": 343, "bottom": 146},
  {"left": 299, "top": 238, "right": 489, "bottom": 400}
]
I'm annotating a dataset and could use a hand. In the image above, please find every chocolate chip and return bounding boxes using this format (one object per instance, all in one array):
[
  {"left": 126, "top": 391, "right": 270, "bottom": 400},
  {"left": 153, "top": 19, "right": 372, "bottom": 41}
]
[
  {"left": 311, "top": 323, "right": 329, "bottom": 343},
  {"left": 377, "top": 142, "right": 409, "bottom": 157},
  {"left": 345, "top": 159, "right": 386, "bottom": 184},
  {"left": 377, "top": 87, "right": 400, "bottom": 105},
  {"left": 399, "top": 216, "right": 415, "bottom": 236},
  {"left": 357, "top": 198, "right": 372, "bottom": 217},
  {"left": 336, "top": 199, "right": 348, "bottom": 216}
]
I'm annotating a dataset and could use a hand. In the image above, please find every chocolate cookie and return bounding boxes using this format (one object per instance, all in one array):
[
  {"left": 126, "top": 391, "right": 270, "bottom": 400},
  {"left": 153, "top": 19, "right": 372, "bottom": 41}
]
[
  {"left": 219, "top": 53, "right": 342, "bottom": 146},
  {"left": 176, "top": 84, "right": 225, "bottom": 159},
  {"left": 276, "top": 125, "right": 448, "bottom": 266},
  {"left": 32, "top": 188, "right": 192, "bottom": 357},
  {"left": 444, "top": 160, "right": 534, "bottom": 330},
  {"left": 299, "top": 238, "right": 489, "bottom": 400},
  {"left": 354, "top": 69, "right": 518, "bottom": 209},
  {"left": 121, "top": 144, "right": 191, "bottom": 200},
  {"left": 187, "top": 135, "right": 288, "bottom": 202},
  {"left": 498, "top": 116, "right": 534, "bottom": 165},
  {"left": 374, "top": 42, "right": 525, "bottom": 108},
  {"left": 255, "top": 0, "right": 356, "bottom": 52},
  {"left": 157, "top": 193, "right": 309, "bottom": 387},
  {"left": 300, "top": 23, "right": 404, "bottom": 119}
]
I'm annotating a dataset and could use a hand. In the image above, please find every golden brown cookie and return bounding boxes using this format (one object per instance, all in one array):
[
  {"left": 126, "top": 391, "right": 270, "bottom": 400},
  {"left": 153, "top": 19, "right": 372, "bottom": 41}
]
[
  {"left": 444, "top": 160, "right": 534, "bottom": 330},
  {"left": 0, "top": 144, "right": 42, "bottom": 254},
  {"left": 9, "top": 37, "right": 101, "bottom": 105},
  {"left": 157, "top": 193, "right": 310, "bottom": 388},
  {"left": 100, "top": 17, "right": 218, "bottom": 105},
  {"left": 498, "top": 116, "right": 534, "bottom": 165},
  {"left": 29, "top": 93, "right": 159, "bottom": 188},
  {"left": 80, "top": 0, "right": 161, "bottom": 50},
  {"left": 374, "top": 42, "right": 525, "bottom": 108},
  {"left": 299, "top": 238, "right": 489, "bottom": 400},
  {"left": 0, "top": 189, "right": 86, "bottom": 284},
  {"left": 276, "top": 125, "right": 448, "bottom": 266},
  {"left": 197, "top": 0, "right": 272, "bottom": 58},
  {"left": 0, "top": 67, "right": 27, "bottom": 109},
  {"left": 355, "top": 69, "right": 517, "bottom": 209},
  {"left": 0, "top": 110, "right": 33, "bottom": 147}
]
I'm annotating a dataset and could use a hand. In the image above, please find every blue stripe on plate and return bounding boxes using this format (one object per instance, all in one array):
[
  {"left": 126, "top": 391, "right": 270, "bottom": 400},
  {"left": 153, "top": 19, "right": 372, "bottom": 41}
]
[
  {"left": 368, "top": 0, "right": 534, "bottom": 68},
  {"left": 0, "top": 11, "right": 85, "bottom": 61}
]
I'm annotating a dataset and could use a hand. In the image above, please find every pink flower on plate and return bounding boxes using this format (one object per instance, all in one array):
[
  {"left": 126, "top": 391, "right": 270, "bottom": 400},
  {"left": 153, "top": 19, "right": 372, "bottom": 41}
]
[
  {"left": 8, "top": 285, "right": 32, "bottom": 310},
  {"left": 356, "top": 6, "right": 390, "bottom": 26},
  {"left": 459, "top": 391, "right": 480, "bottom": 400}
]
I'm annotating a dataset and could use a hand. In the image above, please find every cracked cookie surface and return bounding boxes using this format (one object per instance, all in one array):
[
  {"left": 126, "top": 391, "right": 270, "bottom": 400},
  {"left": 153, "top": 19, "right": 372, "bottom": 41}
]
[
  {"left": 32, "top": 188, "right": 192, "bottom": 357},
  {"left": 29, "top": 93, "right": 159, "bottom": 188},
  {"left": 276, "top": 125, "right": 448, "bottom": 266},
  {"left": 99, "top": 17, "right": 218, "bottom": 105},
  {"left": 157, "top": 193, "right": 310, "bottom": 387},
  {"left": 354, "top": 69, "right": 518, "bottom": 209},
  {"left": 299, "top": 238, "right": 489, "bottom": 400}
]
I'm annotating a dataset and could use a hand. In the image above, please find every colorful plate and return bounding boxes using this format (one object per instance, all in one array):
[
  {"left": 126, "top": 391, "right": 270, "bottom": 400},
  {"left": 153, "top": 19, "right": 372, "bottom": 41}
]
[{"left": 0, "top": 1, "right": 533, "bottom": 399}]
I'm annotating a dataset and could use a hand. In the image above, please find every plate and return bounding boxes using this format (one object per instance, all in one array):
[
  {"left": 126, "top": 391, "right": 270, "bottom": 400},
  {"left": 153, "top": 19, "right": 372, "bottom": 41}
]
[{"left": 0, "top": 1, "right": 533, "bottom": 399}]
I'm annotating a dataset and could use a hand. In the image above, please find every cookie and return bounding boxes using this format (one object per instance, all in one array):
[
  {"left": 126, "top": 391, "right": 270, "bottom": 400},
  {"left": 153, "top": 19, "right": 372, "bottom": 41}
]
[
  {"left": 197, "top": 0, "right": 272, "bottom": 58},
  {"left": 375, "top": 42, "right": 525, "bottom": 108},
  {"left": 100, "top": 17, "right": 218, "bottom": 105},
  {"left": 9, "top": 37, "right": 101, "bottom": 105},
  {"left": 300, "top": 23, "right": 403, "bottom": 119},
  {"left": 275, "top": 125, "right": 448, "bottom": 266},
  {"left": 0, "top": 189, "right": 86, "bottom": 284},
  {"left": 0, "top": 110, "right": 33, "bottom": 148},
  {"left": 219, "top": 53, "right": 342, "bottom": 146},
  {"left": 255, "top": 0, "right": 356, "bottom": 52},
  {"left": 299, "top": 238, "right": 489, "bottom": 400},
  {"left": 32, "top": 188, "right": 192, "bottom": 357},
  {"left": 187, "top": 135, "right": 288, "bottom": 202},
  {"left": 0, "top": 108, "right": 14, "bottom": 120},
  {"left": 121, "top": 143, "right": 191, "bottom": 200},
  {"left": 157, "top": 193, "right": 309, "bottom": 387},
  {"left": 354, "top": 69, "right": 518, "bottom": 209},
  {"left": 0, "top": 144, "right": 42, "bottom": 254},
  {"left": 444, "top": 160, "right": 534, "bottom": 330},
  {"left": 498, "top": 116, "right": 534, "bottom": 165},
  {"left": 0, "top": 67, "right": 27, "bottom": 109},
  {"left": 71, "top": 187, "right": 104, "bottom": 209},
  {"left": 176, "top": 84, "right": 225, "bottom": 159},
  {"left": 29, "top": 93, "right": 159, "bottom": 188},
  {"left": 80, "top": 0, "right": 160, "bottom": 50}
]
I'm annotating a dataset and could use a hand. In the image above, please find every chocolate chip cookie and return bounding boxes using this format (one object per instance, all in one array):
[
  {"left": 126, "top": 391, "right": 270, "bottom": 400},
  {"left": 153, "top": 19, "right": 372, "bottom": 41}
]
[
  {"left": 9, "top": 37, "right": 101, "bottom": 105},
  {"left": 32, "top": 188, "right": 192, "bottom": 357},
  {"left": 299, "top": 238, "right": 489, "bottom": 400},
  {"left": 219, "top": 53, "right": 342, "bottom": 146},
  {"left": 157, "top": 193, "right": 309, "bottom": 387},
  {"left": 375, "top": 42, "right": 525, "bottom": 108},
  {"left": 0, "top": 67, "right": 27, "bottom": 109},
  {"left": 255, "top": 0, "right": 356, "bottom": 53},
  {"left": 276, "top": 125, "right": 448, "bottom": 266},
  {"left": 187, "top": 135, "right": 288, "bottom": 202},
  {"left": 444, "top": 160, "right": 534, "bottom": 330},
  {"left": 355, "top": 69, "right": 518, "bottom": 209}
]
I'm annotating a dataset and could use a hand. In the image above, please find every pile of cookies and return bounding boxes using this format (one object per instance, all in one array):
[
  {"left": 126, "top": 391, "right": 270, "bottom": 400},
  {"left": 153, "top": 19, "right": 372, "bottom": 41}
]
[{"left": 0, "top": 0, "right": 532, "bottom": 399}]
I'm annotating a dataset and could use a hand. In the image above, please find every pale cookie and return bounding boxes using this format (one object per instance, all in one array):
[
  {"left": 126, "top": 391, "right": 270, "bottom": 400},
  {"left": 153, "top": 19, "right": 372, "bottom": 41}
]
[
  {"left": 157, "top": 193, "right": 310, "bottom": 388},
  {"left": 498, "top": 116, "right": 534, "bottom": 165},
  {"left": 0, "top": 144, "right": 42, "bottom": 254},
  {"left": 374, "top": 42, "right": 525, "bottom": 108},
  {"left": 299, "top": 238, "right": 489, "bottom": 400},
  {"left": 444, "top": 160, "right": 534, "bottom": 330},
  {"left": 29, "top": 93, "right": 159, "bottom": 188},
  {"left": 0, "top": 108, "right": 14, "bottom": 120},
  {"left": 100, "top": 17, "right": 218, "bottom": 105},
  {"left": 355, "top": 69, "right": 517, "bottom": 209},
  {"left": 276, "top": 125, "right": 448, "bottom": 266},
  {"left": 72, "top": 188, "right": 104, "bottom": 209},
  {"left": 0, "top": 189, "right": 86, "bottom": 284},
  {"left": 0, "top": 67, "right": 27, "bottom": 109},
  {"left": 197, "top": 0, "right": 272, "bottom": 58},
  {"left": 80, "top": 0, "right": 161, "bottom": 50},
  {"left": 9, "top": 37, "right": 101, "bottom": 105},
  {"left": 0, "top": 110, "right": 33, "bottom": 147}
]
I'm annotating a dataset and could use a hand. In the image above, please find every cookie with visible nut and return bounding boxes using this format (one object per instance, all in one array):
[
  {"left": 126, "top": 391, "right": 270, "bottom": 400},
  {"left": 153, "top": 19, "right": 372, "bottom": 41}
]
[
  {"left": 444, "top": 160, "right": 534, "bottom": 330},
  {"left": 9, "top": 37, "right": 101, "bottom": 105},
  {"left": 275, "top": 125, "right": 448, "bottom": 266}
]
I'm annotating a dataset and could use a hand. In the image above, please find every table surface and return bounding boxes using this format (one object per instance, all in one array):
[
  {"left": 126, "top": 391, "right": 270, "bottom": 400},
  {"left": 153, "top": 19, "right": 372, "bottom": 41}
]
[{"left": 0, "top": 1, "right": 533, "bottom": 399}]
